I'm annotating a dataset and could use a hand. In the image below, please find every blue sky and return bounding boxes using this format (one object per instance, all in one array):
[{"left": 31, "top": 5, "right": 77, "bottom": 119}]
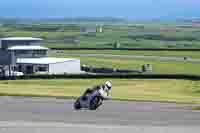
[{"left": 0, "top": 0, "right": 199, "bottom": 20}]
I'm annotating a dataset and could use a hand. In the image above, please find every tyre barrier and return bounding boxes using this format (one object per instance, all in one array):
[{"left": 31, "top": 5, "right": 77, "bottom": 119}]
[{"left": 81, "top": 65, "right": 142, "bottom": 74}]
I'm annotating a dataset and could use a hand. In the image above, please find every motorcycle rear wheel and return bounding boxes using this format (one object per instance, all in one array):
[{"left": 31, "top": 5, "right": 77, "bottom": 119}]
[{"left": 89, "top": 96, "right": 101, "bottom": 110}]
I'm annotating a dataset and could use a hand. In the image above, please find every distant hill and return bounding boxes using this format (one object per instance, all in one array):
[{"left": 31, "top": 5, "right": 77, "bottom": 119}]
[{"left": 176, "top": 18, "right": 200, "bottom": 24}]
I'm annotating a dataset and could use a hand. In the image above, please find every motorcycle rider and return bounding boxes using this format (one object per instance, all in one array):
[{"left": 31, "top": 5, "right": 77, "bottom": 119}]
[{"left": 83, "top": 81, "right": 112, "bottom": 100}]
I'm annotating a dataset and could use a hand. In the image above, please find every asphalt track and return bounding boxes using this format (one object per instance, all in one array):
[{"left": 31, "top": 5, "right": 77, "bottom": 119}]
[
  {"left": 0, "top": 96, "right": 200, "bottom": 133},
  {"left": 62, "top": 53, "right": 200, "bottom": 63}
]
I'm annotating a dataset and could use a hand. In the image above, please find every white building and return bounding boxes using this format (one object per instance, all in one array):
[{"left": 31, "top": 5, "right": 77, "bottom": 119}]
[
  {"left": 17, "top": 57, "right": 81, "bottom": 74},
  {"left": 0, "top": 37, "right": 81, "bottom": 75}
]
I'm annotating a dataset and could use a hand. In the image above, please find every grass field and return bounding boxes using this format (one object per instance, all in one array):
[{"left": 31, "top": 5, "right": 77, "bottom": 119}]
[
  {"left": 49, "top": 53, "right": 200, "bottom": 75},
  {"left": 2, "top": 23, "right": 200, "bottom": 49},
  {"left": 0, "top": 79, "right": 200, "bottom": 104},
  {"left": 51, "top": 50, "right": 200, "bottom": 59}
]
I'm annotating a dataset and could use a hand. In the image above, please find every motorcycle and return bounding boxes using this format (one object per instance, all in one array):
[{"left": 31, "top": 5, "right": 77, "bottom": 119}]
[{"left": 74, "top": 89, "right": 104, "bottom": 110}]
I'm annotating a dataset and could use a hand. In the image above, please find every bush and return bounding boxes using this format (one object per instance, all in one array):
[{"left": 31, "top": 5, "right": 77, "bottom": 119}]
[{"left": 2, "top": 74, "right": 200, "bottom": 80}]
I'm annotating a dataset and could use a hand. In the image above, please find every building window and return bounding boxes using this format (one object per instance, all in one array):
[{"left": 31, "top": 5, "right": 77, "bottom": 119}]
[
  {"left": 33, "top": 50, "right": 47, "bottom": 55},
  {"left": 38, "top": 66, "right": 47, "bottom": 72},
  {"left": 15, "top": 50, "right": 47, "bottom": 58}
]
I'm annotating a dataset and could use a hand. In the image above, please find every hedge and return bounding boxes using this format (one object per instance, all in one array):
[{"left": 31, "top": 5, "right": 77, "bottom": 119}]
[{"left": 2, "top": 74, "right": 200, "bottom": 80}]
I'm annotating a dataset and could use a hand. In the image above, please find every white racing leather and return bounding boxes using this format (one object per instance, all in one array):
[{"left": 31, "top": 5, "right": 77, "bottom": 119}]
[{"left": 98, "top": 87, "right": 111, "bottom": 99}]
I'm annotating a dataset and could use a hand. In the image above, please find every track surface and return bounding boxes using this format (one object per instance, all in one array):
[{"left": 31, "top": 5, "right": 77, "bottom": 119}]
[
  {"left": 0, "top": 96, "right": 200, "bottom": 133},
  {"left": 62, "top": 53, "right": 200, "bottom": 63}
]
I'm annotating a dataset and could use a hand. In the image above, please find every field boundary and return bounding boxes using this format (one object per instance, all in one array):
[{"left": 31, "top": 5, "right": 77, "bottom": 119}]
[
  {"left": 2, "top": 74, "right": 200, "bottom": 80},
  {"left": 50, "top": 48, "right": 200, "bottom": 51}
]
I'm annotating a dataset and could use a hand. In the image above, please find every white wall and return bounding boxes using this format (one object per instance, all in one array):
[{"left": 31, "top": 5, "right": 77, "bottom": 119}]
[{"left": 49, "top": 60, "right": 81, "bottom": 74}]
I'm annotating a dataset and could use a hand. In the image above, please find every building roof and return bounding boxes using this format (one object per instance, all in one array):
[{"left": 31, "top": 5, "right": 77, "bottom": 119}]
[
  {"left": 0, "top": 37, "right": 43, "bottom": 41},
  {"left": 8, "top": 45, "right": 48, "bottom": 50},
  {"left": 17, "top": 57, "right": 79, "bottom": 64}
]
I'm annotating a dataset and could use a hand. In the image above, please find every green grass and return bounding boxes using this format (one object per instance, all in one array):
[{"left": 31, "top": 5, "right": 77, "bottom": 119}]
[
  {"left": 49, "top": 53, "right": 200, "bottom": 75},
  {"left": 0, "top": 79, "right": 200, "bottom": 104},
  {"left": 51, "top": 50, "right": 200, "bottom": 59},
  {"left": 193, "top": 106, "right": 200, "bottom": 110},
  {"left": 3, "top": 23, "right": 200, "bottom": 49}
]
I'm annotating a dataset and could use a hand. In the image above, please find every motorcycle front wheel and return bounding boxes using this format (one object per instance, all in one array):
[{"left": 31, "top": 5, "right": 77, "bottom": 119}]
[{"left": 74, "top": 98, "right": 81, "bottom": 110}]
